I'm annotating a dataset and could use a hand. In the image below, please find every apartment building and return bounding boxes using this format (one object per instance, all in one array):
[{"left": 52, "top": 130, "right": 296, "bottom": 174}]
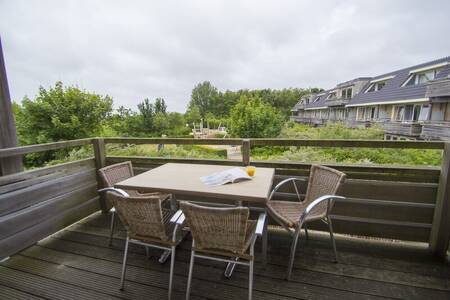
[{"left": 291, "top": 57, "right": 450, "bottom": 140}]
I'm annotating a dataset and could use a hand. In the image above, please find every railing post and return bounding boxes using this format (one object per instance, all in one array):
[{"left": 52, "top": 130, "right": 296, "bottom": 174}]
[
  {"left": 242, "top": 139, "right": 250, "bottom": 166},
  {"left": 92, "top": 138, "right": 108, "bottom": 213},
  {"left": 0, "top": 36, "right": 22, "bottom": 175},
  {"left": 430, "top": 142, "right": 450, "bottom": 257}
]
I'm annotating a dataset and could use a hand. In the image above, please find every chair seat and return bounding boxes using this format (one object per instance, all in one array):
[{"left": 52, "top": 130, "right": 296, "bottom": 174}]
[
  {"left": 126, "top": 190, "right": 171, "bottom": 201},
  {"left": 128, "top": 208, "right": 183, "bottom": 247},
  {"left": 267, "top": 200, "right": 324, "bottom": 228},
  {"left": 193, "top": 220, "right": 257, "bottom": 260}
]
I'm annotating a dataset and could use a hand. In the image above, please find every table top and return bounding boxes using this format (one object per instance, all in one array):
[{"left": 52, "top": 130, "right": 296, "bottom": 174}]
[{"left": 115, "top": 163, "right": 275, "bottom": 204}]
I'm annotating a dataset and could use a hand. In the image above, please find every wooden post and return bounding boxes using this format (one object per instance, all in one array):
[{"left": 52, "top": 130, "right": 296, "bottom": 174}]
[
  {"left": 242, "top": 139, "right": 250, "bottom": 166},
  {"left": 92, "top": 138, "right": 108, "bottom": 213},
  {"left": 0, "top": 36, "right": 22, "bottom": 175},
  {"left": 430, "top": 142, "right": 450, "bottom": 257}
]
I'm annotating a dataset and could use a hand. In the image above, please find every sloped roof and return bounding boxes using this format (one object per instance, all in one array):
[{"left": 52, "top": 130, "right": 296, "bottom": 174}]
[{"left": 348, "top": 57, "right": 450, "bottom": 106}]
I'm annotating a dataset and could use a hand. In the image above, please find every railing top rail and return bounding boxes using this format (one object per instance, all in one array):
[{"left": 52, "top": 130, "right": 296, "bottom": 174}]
[
  {"left": 103, "top": 137, "right": 243, "bottom": 145},
  {"left": 103, "top": 137, "right": 445, "bottom": 149},
  {"left": 0, "top": 138, "right": 93, "bottom": 158},
  {"left": 250, "top": 139, "right": 445, "bottom": 149},
  {"left": 0, "top": 137, "right": 445, "bottom": 159}
]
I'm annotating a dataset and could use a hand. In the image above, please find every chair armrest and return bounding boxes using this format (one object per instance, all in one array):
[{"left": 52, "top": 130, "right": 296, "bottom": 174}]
[
  {"left": 299, "top": 195, "right": 345, "bottom": 224},
  {"left": 98, "top": 187, "right": 129, "bottom": 197},
  {"left": 170, "top": 210, "right": 186, "bottom": 225},
  {"left": 255, "top": 213, "right": 267, "bottom": 236},
  {"left": 269, "top": 178, "right": 303, "bottom": 201},
  {"left": 170, "top": 209, "right": 183, "bottom": 223}
]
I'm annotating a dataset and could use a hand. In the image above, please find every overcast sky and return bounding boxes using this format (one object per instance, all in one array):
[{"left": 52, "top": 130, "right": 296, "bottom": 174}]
[{"left": 1, "top": 0, "right": 449, "bottom": 112}]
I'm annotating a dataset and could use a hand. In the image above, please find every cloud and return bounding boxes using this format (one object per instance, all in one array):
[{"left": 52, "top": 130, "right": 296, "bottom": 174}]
[{"left": 1, "top": 0, "right": 449, "bottom": 112}]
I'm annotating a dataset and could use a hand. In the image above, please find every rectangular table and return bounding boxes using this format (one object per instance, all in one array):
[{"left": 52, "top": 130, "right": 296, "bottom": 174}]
[
  {"left": 115, "top": 163, "right": 275, "bottom": 206},
  {"left": 116, "top": 162, "right": 275, "bottom": 276}
]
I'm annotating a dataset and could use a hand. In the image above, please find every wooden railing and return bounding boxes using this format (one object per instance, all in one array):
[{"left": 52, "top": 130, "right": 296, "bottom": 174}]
[
  {"left": 383, "top": 121, "right": 423, "bottom": 137},
  {"left": 0, "top": 137, "right": 449, "bottom": 259}
]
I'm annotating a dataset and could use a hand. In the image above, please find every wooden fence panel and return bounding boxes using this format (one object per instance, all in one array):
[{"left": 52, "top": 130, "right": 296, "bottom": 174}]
[
  {"left": 106, "top": 155, "right": 437, "bottom": 242},
  {"left": 0, "top": 158, "right": 99, "bottom": 259}
]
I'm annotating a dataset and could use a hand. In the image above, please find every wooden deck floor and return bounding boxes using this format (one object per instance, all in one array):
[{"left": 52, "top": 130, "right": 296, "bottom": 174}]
[{"left": 0, "top": 211, "right": 449, "bottom": 300}]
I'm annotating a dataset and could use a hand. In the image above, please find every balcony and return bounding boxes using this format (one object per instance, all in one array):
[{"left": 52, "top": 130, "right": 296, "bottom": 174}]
[
  {"left": 290, "top": 116, "right": 325, "bottom": 126},
  {"left": 425, "top": 78, "right": 450, "bottom": 98},
  {"left": 345, "top": 119, "right": 371, "bottom": 128},
  {"left": 325, "top": 98, "right": 350, "bottom": 107},
  {"left": 383, "top": 121, "right": 423, "bottom": 137},
  {"left": 421, "top": 122, "right": 450, "bottom": 141},
  {"left": 0, "top": 138, "right": 449, "bottom": 299}
]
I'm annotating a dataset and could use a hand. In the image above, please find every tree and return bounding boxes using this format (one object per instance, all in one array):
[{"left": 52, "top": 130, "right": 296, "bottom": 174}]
[
  {"left": 188, "top": 81, "right": 218, "bottom": 119},
  {"left": 16, "top": 81, "right": 113, "bottom": 144},
  {"left": 137, "top": 98, "right": 155, "bottom": 133},
  {"left": 229, "top": 95, "right": 283, "bottom": 138},
  {"left": 184, "top": 105, "right": 201, "bottom": 125},
  {"left": 154, "top": 98, "right": 167, "bottom": 114},
  {"left": 108, "top": 106, "right": 142, "bottom": 137}
]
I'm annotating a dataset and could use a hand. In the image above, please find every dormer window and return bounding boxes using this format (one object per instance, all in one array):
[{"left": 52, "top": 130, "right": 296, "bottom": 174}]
[
  {"left": 313, "top": 95, "right": 322, "bottom": 103},
  {"left": 365, "top": 75, "right": 393, "bottom": 93},
  {"left": 341, "top": 87, "right": 353, "bottom": 99},
  {"left": 403, "top": 69, "right": 441, "bottom": 86},
  {"left": 326, "top": 92, "right": 336, "bottom": 100},
  {"left": 402, "top": 63, "right": 447, "bottom": 86},
  {"left": 365, "top": 81, "right": 386, "bottom": 93}
]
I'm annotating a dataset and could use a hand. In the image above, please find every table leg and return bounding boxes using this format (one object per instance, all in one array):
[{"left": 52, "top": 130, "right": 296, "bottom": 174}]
[
  {"left": 170, "top": 194, "right": 177, "bottom": 212},
  {"left": 158, "top": 250, "right": 171, "bottom": 264},
  {"left": 224, "top": 257, "right": 239, "bottom": 278}
]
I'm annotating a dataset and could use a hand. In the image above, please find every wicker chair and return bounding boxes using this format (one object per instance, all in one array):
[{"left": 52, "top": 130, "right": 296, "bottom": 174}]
[
  {"left": 262, "top": 165, "right": 346, "bottom": 280},
  {"left": 180, "top": 202, "right": 266, "bottom": 300},
  {"left": 98, "top": 161, "right": 171, "bottom": 246},
  {"left": 103, "top": 188, "right": 185, "bottom": 300}
]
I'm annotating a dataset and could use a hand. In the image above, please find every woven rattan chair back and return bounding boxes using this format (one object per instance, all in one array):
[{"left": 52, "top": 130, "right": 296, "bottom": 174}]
[
  {"left": 180, "top": 202, "right": 250, "bottom": 254},
  {"left": 98, "top": 161, "right": 134, "bottom": 188},
  {"left": 109, "top": 193, "right": 169, "bottom": 241},
  {"left": 304, "top": 165, "right": 346, "bottom": 219}
]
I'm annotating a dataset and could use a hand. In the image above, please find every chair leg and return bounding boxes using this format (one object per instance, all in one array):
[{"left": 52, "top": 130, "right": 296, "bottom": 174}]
[
  {"left": 248, "top": 259, "right": 254, "bottom": 300},
  {"left": 186, "top": 250, "right": 195, "bottom": 300},
  {"left": 287, "top": 227, "right": 301, "bottom": 281},
  {"left": 109, "top": 210, "right": 116, "bottom": 246},
  {"left": 168, "top": 246, "right": 175, "bottom": 300},
  {"left": 119, "top": 236, "right": 129, "bottom": 291},
  {"left": 327, "top": 217, "right": 338, "bottom": 263},
  {"left": 304, "top": 223, "right": 309, "bottom": 240},
  {"left": 262, "top": 214, "right": 268, "bottom": 267}
]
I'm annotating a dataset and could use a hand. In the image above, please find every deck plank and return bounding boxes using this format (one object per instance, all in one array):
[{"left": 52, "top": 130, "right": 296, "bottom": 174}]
[
  {"left": 1, "top": 211, "right": 449, "bottom": 300},
  {"left": 46, "top": 228, "right": 450, "bottom": 300}
]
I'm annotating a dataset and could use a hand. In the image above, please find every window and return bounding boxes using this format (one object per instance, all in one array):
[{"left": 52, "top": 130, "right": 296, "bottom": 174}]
[
  {"left": 341, "top": 87, "right": 353, "bottom": 99},
  {"left": 365, "top": 81, "right": 386, "bottom": 93},
  {"left": 356, "top": 107, "right": 365, "bottom": 120},
  {"left": 370, "top": 107, "right": 376, "bottom": 119},
  {"left": 327, "top": 92, "right": 336, "bottom": 99},
  {"left": 362, "top": 107, "right": 376, "bottom": 120},
  {"left": 393, "top": 106, "right": 405, "bottom": 121},
  {"left": 418, "top": 104, "right": 430, "bottom": 121},
  {"left": 313, "top": 96, "right": 321, "bottom": 103},
  {"left": 412, "top": 105, "right": 421, "bottom": 121},
  {"left": 403, "top": 68, "right": 443, "bottom": 86}
]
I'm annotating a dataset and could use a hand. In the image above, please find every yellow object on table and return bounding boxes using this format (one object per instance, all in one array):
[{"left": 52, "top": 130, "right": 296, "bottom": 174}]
[{"left": 246, "top": 166, "right": 256, "bottom": 177}]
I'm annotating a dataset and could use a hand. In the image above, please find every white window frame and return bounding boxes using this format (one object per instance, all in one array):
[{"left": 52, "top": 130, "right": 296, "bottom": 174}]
[
  {"left": 402, "top": 67, "right": 444, "bottom": 87},
  {"left": 341, "top": 87, "right": 353, "bottom": 99},
  {"left": 365, "top": 81, "right": 386, "bottom": 93},
  {"left": 327, "top": 91, "right": 337, "bottom": 100}
]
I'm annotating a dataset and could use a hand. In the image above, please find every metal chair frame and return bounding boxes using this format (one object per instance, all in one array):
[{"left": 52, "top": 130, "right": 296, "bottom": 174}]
[
  {"left": 98, "top": 161, "right": 171, "bottom": 246},
  {"left": 101, "top": 188, "right": 184, "bottom": 300},
  {"left": 183, "top": 208, "right": 266, "bottom": 300},
  {"left": 262, "top": 177, "right": 345, "bottom": 280}
]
